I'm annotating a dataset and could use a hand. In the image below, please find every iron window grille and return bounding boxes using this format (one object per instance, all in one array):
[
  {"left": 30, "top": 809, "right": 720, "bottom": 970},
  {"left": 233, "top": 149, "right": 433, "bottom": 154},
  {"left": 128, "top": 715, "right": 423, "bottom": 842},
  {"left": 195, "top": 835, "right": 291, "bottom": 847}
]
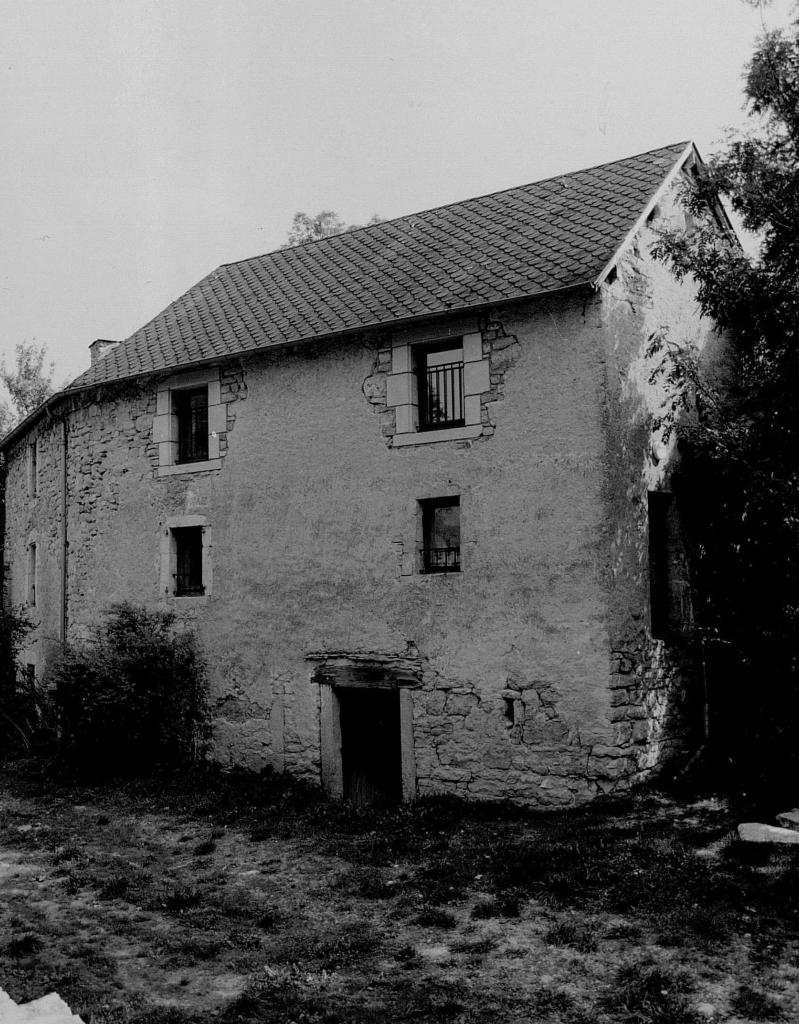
[
  {"left": 420, "top": 496, "right": 461, "bottom": 573},
  {"left": 421, "top": 545, "right": 461, "bottom": 573},
  {"left": 416, "top": 343, "right": 464, "bottom": 430},
  {"left": 173, "top": 526, "right": 205, "bottom": 596},
  {"left": 174, "top": 387, "right": 209, "bottom": 463}
]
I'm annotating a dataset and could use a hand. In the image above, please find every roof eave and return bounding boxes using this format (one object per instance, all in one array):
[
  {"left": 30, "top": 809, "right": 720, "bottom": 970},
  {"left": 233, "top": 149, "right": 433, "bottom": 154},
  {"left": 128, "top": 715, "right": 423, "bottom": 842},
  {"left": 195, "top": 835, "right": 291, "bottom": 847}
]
[
  {"left": 0, "top": 391, "right": 67, "bottom": 453},
  {"left": 1, "top": 278, "right": 596, "bottom": 453}
]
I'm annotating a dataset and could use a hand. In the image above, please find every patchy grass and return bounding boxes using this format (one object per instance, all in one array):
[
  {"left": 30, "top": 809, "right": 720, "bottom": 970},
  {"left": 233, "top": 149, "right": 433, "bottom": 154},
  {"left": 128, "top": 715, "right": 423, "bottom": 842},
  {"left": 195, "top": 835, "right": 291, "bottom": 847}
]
[
  {"left": 1, "top": 761, "right": 798, "bottom": 1022},
  {"left": 600, "top": 962, "right": 699, "bottom": 1024},
  {"left": 544, "top": 919, "right": 599, "bottom": 953},
  {"left": 731, "top": 983, "right": 786, "bottom": 1021}
]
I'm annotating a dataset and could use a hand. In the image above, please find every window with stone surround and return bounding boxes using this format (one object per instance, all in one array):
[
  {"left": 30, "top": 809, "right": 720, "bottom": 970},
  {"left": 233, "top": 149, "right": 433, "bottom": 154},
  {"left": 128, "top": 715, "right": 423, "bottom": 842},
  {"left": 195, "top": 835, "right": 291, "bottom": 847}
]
[
  {"left": 386, "top": 331, "right": 490, "bottom": 446},
  {"left": 160, "top": 516, "right": 212, "bottom": 600},
  {"left": 419, "top": 496, "right": 461, "bottom": 573},
  {"left": 173, "top": 527, "right": 204, "bottom": 596},
  {"left": 153, "top": 369, "right": 227, "bottom": 477}
]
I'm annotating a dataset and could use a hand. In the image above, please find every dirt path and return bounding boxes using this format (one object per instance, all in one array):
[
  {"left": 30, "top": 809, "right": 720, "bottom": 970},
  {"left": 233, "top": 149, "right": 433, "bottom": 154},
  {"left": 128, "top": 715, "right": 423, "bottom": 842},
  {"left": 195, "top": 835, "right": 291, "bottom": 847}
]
[{"left": 0, "top": 770, "right": 797, "bottom": 1023}]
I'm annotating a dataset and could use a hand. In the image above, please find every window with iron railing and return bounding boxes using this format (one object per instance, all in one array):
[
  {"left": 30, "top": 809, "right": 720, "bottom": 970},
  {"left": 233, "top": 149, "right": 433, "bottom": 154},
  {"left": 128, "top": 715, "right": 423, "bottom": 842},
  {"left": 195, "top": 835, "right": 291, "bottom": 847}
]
[
  {"left": 174, "top": 386, "right": 209, "bottom": 463},
  {"left": 420, "top": 496, "right": 461, "bottom": 573},
  {"left": 416, "top": 343, "right": 464, "bottom": 430},
  {"left": 173, "top": 526, "right": 204, "bottom": 596}
]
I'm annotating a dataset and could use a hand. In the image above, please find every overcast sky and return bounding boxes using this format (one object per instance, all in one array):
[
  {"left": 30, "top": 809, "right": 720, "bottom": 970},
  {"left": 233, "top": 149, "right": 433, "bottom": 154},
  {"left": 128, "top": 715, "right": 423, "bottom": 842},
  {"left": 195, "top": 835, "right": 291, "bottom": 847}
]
[{"left": 1, "top": 0, "right": 794, "bottom": 386}]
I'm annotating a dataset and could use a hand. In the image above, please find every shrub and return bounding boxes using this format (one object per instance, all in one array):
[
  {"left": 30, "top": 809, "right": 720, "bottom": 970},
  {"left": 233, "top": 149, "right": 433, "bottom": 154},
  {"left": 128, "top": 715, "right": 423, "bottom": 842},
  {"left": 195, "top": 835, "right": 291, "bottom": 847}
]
[
  {"left": 0, "top": 604, "right": 54, "bottom": 755},
  {"left": 48, "top": 602, "right": 208, "bottom": 775}
]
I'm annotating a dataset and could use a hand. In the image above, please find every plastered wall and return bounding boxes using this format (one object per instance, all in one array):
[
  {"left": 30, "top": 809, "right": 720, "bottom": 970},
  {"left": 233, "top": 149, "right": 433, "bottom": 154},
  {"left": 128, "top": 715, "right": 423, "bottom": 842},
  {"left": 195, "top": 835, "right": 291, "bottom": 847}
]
[
  {"left": 596, "top": 188, "right": 722, "bottom": 785},
  {"left": 4, "top": 199, "right": 716, "bottom": 804}
]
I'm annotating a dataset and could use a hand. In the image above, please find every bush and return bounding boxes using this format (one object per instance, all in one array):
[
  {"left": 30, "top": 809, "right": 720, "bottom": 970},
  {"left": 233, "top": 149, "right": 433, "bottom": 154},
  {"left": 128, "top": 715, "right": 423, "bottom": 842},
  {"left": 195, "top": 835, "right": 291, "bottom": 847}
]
[
  {"left": 48, "top": 602, "right": 208, "bottom": 775},
  {"left": 0, "top": 604, "right": 53, "bottom": 755}
]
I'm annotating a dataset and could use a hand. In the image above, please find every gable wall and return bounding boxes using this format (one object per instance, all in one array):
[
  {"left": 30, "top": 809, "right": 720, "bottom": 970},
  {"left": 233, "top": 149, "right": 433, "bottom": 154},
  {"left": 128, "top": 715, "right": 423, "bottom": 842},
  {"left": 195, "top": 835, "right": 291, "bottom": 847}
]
[{"left": 596, "top": 183, "right": 724, "bottom": 782}]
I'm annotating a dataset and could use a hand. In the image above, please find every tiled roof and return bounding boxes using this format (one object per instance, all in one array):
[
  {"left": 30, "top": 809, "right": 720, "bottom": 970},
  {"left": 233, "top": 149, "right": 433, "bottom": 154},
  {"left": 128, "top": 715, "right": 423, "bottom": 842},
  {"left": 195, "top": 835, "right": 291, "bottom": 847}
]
[{"left": 70, "top": 142, "right": 690, "bottom": 389}]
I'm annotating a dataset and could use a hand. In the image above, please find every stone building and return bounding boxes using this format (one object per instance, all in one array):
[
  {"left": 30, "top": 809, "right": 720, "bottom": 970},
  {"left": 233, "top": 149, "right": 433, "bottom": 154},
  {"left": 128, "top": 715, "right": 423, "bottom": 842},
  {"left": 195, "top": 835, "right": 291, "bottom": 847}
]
[{"left": 1, "top": 142, "right": 730, "bottom": 805}]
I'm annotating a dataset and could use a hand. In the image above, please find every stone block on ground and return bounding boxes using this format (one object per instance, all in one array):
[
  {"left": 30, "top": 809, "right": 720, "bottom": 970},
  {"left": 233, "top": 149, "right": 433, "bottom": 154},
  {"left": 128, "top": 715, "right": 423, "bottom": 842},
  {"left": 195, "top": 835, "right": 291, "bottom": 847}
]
[
  {"left": 738, "top": 822, "right": 799, "bottom": 845},
  {"left": 775, "top": 808, "right": 799, "bottom": 832},
  {"left": 0, "top": 988, "right": 86, "bottom": 1023}
]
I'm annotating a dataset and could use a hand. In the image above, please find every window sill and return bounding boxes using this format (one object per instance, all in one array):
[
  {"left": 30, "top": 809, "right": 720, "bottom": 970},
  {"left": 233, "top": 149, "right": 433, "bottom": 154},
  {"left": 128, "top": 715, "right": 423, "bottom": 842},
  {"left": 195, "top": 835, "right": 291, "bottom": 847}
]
[
  {"left": 408, "top": 571, "right": 464, "bottom": 582},
  {"left": 158, "top": 458, "right": 222, "bottom": 478},
  {"left": 391, "top": 424, "right": 483, "bottom": 447}
]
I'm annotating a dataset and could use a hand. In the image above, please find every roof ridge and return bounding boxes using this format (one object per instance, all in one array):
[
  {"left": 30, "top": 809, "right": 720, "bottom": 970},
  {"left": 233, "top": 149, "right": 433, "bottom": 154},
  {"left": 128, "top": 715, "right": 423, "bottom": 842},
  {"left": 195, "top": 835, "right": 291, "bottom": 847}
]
[
  {"left": 219, "top": 141, "right": 692, "bottom": 268},
  {"left": 58, "top": 138, "right": 697, "bottom": 400}
]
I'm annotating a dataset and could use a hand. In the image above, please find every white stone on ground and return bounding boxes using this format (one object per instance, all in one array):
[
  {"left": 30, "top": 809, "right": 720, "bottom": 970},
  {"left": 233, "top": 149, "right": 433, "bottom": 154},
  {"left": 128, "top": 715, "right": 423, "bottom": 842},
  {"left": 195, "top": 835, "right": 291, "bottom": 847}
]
[
  {"left": 0, "top": 989, "right": 85, "bottom": 1023},
  {"left": 775, "top": 809, "right": 799, "bottom": 832},
  {"left": 738, "top": 822, "right": 799, "bottom": 845}
]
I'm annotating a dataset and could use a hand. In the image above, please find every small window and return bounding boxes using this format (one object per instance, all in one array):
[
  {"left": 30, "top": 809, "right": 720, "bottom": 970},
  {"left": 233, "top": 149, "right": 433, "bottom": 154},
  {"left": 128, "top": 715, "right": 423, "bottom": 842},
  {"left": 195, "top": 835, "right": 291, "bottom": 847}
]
[
  {"left": 420, "top": 497, "right": 460, "bottom": 573},
  {"left": 28, "top": 442, "right": 38, "bottom": 497},
  {"left": 415, "top": 342, "right": 464, "bottom": 430},
  {"left": 174, "top": 387, "right": 209, "bottom": 464},
  {"left": 173, "top": 526, "right": 204, "bottom": 596},
  {"left": 27, "top": 543, "right": 37, "bottom": 606},
  {"left": 649, "top": 491, "right": 675, "bottom": 639}
]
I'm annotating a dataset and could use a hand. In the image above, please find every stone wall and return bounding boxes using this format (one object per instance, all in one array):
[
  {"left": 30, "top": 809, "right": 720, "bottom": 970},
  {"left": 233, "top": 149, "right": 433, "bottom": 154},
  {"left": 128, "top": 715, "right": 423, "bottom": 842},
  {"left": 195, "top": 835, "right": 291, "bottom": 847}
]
[
  {"left": 595, "top": 182, "right": 720, "bottom": 783},
  {"left": 3, "top": 195, "right": 715, "bottom": 804}
]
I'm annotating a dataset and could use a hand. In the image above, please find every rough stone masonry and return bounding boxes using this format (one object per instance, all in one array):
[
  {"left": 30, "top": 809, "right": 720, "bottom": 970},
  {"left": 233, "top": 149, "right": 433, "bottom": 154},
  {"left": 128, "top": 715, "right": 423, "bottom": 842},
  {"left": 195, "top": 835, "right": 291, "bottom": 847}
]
[{"left": 2, "top": 174, "right": 722, "bottom": 807}]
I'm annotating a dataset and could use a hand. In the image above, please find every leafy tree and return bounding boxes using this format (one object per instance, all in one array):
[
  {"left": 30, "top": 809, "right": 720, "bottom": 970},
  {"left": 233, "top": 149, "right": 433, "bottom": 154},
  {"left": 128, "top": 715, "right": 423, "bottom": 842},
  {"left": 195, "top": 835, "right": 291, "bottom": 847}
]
[
  {"left": 282, "top": 210, "right": 383, "bottom": 248},
  {"left": 652, "top": 5, "right": 799, "bottom": 800},
  {"left": 0, "top": 342, "right": 55, "bottom": 435}
]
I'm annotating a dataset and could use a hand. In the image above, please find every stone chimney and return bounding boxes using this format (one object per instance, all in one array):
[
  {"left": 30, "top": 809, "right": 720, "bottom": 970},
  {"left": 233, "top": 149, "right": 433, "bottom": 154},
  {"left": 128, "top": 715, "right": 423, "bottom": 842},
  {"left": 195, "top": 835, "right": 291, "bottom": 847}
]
[{"left": 89, "top": 338, "right": 121, "bottom": 366}]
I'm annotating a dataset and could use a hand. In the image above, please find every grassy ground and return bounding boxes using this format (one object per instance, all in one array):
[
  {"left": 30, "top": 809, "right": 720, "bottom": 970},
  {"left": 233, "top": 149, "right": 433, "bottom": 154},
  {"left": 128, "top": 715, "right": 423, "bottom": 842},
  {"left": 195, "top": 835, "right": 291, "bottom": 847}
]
[{"left": 0, "top": 762, "right": 797, "bottom": 1024}]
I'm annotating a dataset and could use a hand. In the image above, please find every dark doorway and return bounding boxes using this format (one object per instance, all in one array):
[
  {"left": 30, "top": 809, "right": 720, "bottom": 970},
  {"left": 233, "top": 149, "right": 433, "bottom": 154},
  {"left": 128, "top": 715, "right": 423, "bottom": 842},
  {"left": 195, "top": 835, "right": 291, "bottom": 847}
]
[{"left": 338, "top": 688, "right": 401, "bottom": 806}]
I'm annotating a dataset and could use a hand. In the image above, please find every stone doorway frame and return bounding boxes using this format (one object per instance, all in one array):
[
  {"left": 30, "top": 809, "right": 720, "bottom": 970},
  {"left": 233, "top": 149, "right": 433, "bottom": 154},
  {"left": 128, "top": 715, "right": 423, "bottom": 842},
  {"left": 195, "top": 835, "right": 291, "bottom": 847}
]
[{"left": 309, "top": 653, "right": 420, "bottom": 803}]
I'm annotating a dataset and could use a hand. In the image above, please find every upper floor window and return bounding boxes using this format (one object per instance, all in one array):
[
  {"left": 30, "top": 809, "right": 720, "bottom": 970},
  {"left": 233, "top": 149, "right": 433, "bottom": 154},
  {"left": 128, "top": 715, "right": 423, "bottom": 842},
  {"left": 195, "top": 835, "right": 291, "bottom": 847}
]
[
  {"left": 420, "top": 496, "right": 461, "bottom": 573},
  {"left": 27, "top": 542, "right": 37, "bottom": 606},
  {"left": 175, "top": 387, "right": 209, "bottom": 464},
  {"left": 416, "top": 342, "right": 464, "bottom": 431},
  {"left": 648, "top": 491, "right": 692, "bottom": 639},
  {"left": 386, "top": 331, "right": 489, "bottom": 447},
  {"left": 28, "top": 442, "right": 38, "bottom": 498},
  {"left": 153, "top": 368, "right": 227, "bottom": 477},
  {"left": 160, "top": 515, "right": 212, "bottom": 598},
  {"left": 172, "top": 526, "right": 205, "bottom": 596}
]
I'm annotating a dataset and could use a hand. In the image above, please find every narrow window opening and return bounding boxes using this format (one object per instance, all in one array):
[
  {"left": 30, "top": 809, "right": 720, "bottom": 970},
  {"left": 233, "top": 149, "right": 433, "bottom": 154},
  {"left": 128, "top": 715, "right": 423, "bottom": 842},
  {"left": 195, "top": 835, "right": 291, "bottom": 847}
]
[
  {"left": 415, "top": 341, "right": 464, "bottom": 430},
  {"left": 173, "top": 527, "right": 204, "bottom": 596},
  {"left": 28, "top": 443, "right": 38, "bottom": 497},
  {"left": 174, "top": 387, "right": 209, "bottom": 463},
  {"left": 420, "top": 497, "right": 461, "bottom": 573},
  {"left": 27, "top": 543, "right": 37, "bottom": 607},
  {"left": 503, "top": 697, "right": 515, "bottom": 724},
  {"left": 648, "top": 491, "right": 672, "bottom": 640}
]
